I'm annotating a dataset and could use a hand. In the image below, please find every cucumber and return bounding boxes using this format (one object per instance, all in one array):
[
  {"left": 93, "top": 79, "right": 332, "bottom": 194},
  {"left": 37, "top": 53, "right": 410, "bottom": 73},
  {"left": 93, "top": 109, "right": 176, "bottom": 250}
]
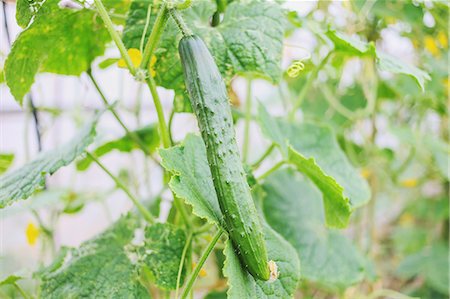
[{"left": 178, "top": 35, "right": 270, "bottom": 281}]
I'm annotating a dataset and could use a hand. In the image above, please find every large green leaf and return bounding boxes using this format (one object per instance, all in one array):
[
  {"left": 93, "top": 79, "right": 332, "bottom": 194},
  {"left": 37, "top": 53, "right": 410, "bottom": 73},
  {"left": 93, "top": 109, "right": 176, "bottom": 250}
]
[
  {"left": 262, "top": 170, "right": 367, "bottom": 289},
  {"left": 397, "top": 242, "right": 449, "bottom": 295},
  {"left": 77, "top": 125, "right": 160, "bottom": 171},
  {"left": 142, "top": 223, "right": 186, "bottom": 290},
  {"left": 5, "top": 0, "right": 110, "bottom": 104},
  {"left": 122, "top": 0, "right": 286, "bottom": 110},
  {"left": 0, "top": 117, "right": 98, "bottom": 208},
  {"left": 258, "top": 105, "right": 370, "bottom": 226},
  {"left": 326, "top": 29, "right": 430, "bottom": 91},
  {"left": 159, "top": 134, "right": 223, "bottom": 225},
  {"left": 160, "top": 134, "right": 301, "bottom": 298},
  {"left": 39, "top": 215, "right": 149, "bottom": 298}
]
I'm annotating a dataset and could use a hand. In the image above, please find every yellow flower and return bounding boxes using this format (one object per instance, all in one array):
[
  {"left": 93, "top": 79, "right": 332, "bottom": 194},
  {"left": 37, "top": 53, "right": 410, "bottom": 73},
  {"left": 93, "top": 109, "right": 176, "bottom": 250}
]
[
  {"left": 192, "top": 262, "right": 207, "bottom": 277},
  {"left": 360, "top": 168, "right": 371, "bottom": 179},
  {"left": 400, "top": 178, "right": 418, "bottom": 188},
  {"left": 26, "top": 222, "right": 40, "bottom": 246},
  {"left": 437, "top": 31, "right": 448, "bottom": 49},
  {"left": 118, "top": 50, "right": 157, "bottom": 77},
  {"left": 424, "top": 36, "right": 440, "bottom": 56},
  {"left": 118, "top": 48, "right": 142, "bottom": 68}
]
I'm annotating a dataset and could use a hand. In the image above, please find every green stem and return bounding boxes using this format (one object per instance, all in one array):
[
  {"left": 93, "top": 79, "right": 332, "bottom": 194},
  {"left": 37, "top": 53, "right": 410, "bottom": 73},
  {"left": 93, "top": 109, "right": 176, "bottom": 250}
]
[
  {"left": 168, "top": 109, "right": 175, "bottom": 145},
  {"left": 140, "top": 1, "right": 169, "bottom": 70},
  {"left": 181, "top": 229, "right": 223, "bottom": 299},
  {"left": 251, "top": 144, "right": 275, "bottom": 169},
  {"left": 87, "top": 70, "right": 151, "bottom": 155},
  {"left": 93, "top": 0, "right": 135, "bottom": 75},
  {"left": 169, "top": 8, "right": 193, "bottom": 37},
  {"left": 321, "top": 84, "right": 359, "bottom": 120},
  {"left": 289, "top": 52, "right": 332, "bottom": 120},
  {"left": 86, "top": 152, "right": 154, "bottom": 223},
  {"left": 172, "top": 195, "right": 192, "bottom": 229},
  {"left": 176, "top": 0, "right": 192, "bottom": 10},
  {"left": 13, "top": 283, "right": 31, "bottom": 299},
  {"left": 145, "top": 77, "right": 171, "bottom": 148},
  {"left": 257, "top": 161, "right": 285, "bottom": 181},
  {"left": 243, "top": 79, "right": 252, "bottom": 163},
  {"left": 139, "top": 4, "right": 153, "bottom": 54},
  {"left": 175, "top": 232, "right": 193, "bottom": 299}
]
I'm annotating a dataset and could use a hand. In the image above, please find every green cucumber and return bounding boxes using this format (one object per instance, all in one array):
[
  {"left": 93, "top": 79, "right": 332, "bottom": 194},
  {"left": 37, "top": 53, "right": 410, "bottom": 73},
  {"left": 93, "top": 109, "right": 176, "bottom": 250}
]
[{"left": 178, "top": 35, "right": 270, "bottom": 281}]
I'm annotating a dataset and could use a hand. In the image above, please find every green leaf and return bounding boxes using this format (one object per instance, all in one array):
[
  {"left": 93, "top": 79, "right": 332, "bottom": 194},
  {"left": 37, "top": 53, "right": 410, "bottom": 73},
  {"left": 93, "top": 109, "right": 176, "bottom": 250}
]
[
  {"left": 223, "top": 224, "right": 301, "bottom": 299},
  {"left": 204, "top": 290, "right": 227, "bottom": 299},
  {"left": 326, "top": 29, "right": 430, "bottom": 91},
  {"left": 5, "top": 0, "right": 110, "bottom": 104},
  {"left": 16, "top": 0, "right": 40, "bottom": 28},
  {"left": 258, "top": 105, "right": 370, "bottom": 223},
  {"left": 376, "top": 52, "right": 431, "bottom": 92},
  {"left": 326, "top": 29, "right": 374, "bottom": 56},
  {"left": 123, "top": 0, "right": 286, "bottom": 111},
  {"left": 262, "top": 170, "right": 367, "bottom": 289},
  {"left": 397, "top": 243, "right": 449, "bottom": 295},
  {"left": 287, "top": 146, "right": 351, "bottom": 228},
  {"left": 39, "top": 214, "right": 149, "bottom": 298},
  {"left": 160, "top": 135, "right": 301, "bottom": 297},
  {"left": 142, "top": 223, "right": 186, "bottom": 290},
  {"left": 0, "top": 153, "right": 14, "bottom": 175},
  {"left": 0, "top": 275, "right": 22, "bottom": 286},
  {"left": 98, "top": 58, "right": 120, "bottom": 69},
  {"left": 159, "top": 134, "right": 223, "bottom": 225},
  {"left": 77, "top": 125, "right": 160, "bottom": 171},
  {"left": 0, "top": 117, "right": 98, "bottom": 208}
]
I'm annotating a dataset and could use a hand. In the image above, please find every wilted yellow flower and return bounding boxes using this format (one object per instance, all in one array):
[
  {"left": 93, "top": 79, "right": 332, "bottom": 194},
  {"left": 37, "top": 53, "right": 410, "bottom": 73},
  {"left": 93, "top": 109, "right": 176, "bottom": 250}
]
[
  {"left": 192, "top": 262, "right": 207, "bottom": 277},
  {"left": 437, "top": 31, "right": 448, "bottom": 48},
  {"left": 400, "top": 178, "right": 418, "bottom": 188},
  {"left": 26, "top": 222, "right": 40, "bottom": 246},
  {"left": 424, "top": 36, "right": 440, "bottom": 56}
]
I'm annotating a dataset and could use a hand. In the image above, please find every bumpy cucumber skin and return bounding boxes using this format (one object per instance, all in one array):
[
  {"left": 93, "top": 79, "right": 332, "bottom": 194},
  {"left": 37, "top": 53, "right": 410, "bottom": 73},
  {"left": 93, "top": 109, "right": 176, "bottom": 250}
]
[{"left": 179, "top": 35, "right": 270, "bottom": 281}]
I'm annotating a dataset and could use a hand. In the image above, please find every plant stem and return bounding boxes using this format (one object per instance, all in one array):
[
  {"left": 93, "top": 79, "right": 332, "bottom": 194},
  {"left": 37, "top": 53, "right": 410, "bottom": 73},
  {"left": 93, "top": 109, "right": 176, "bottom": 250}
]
[
  {"left": 181, "top": 229, "right": 223, "bottom": 299},
  {"left": 169, "top": 8, "right": 193, "bottom": 37},
  {"left": 13, "top": 283, "right": 31, "bottom": 299},
  {"left": 93, "top": 0, "right": 136, "bottom": 75},
  {"left": 140, "top": 1, "right": 169, "bottom": 70},
  {"left": 176, "top": 0, "right": 192, "bottom": 10},
  {"left": 175, "top": 232, "right": 193, "bottom": 299},
  {"left": 289, "top": 52, "right": 332, "bottom": 120},
  {"left": 87, "top": 70, "right": 152, "bottom": 155},
  {"left": 257, "top": 161, "right": 285, "bottom": 181},
  {"left": 252, "top": 143, "right": 275, "bottom": 169},
  {"left": 86, "top": 152, "right": 154, "bottom": 223},
  {"left": 243, "top": 79, "right": 252, "bottom": 163},
  {"left": 172, "top": 194, "right": 192, "bottom": 229},
  {"left": 140, "top": 4, "right": 153, "bottom": 54},
  {"left": 145, "top": 77, "right": 171, "bottom": 148},
  {"left": 168, "top": 109, "right": 175, "bottom": 145}
]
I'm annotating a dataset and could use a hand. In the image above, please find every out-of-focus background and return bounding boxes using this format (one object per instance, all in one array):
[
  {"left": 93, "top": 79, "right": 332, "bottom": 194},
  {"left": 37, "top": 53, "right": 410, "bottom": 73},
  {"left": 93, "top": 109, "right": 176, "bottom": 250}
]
[{"left": 1, "top": 0, "right": 449, "bottom": 298}]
